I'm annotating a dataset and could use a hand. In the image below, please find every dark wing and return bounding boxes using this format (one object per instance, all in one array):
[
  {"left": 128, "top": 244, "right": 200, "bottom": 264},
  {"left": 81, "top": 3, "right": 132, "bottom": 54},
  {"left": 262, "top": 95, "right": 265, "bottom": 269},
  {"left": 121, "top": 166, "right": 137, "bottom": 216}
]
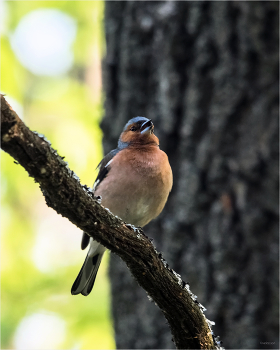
[
  {"left": 81, "top": 148, "right": 120, "bottom": 250},
  {"left": 93, "top": 148, "right": 119, "bottom": 191},
  {"left": 81, "top": 233, "right": 90, "bottom": 250}
]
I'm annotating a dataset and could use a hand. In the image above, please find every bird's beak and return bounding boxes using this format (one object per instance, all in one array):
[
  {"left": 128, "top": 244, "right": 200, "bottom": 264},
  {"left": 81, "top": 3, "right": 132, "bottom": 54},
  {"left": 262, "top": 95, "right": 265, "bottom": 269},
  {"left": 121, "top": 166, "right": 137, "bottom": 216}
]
[{"left": 140, "top": 119, "right": 154, "bottom": 135}]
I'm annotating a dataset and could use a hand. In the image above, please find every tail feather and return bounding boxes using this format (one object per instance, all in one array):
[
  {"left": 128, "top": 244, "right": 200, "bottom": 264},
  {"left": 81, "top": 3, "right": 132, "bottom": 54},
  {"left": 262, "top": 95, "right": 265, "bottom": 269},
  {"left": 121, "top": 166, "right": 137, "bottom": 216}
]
[{"left": 71, "top": 249, "right": 105, "bottom": 296}]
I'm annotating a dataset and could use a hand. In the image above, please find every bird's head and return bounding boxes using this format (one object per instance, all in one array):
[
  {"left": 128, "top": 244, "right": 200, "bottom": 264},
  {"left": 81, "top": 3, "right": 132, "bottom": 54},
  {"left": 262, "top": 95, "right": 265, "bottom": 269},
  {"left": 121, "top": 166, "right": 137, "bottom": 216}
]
[{"left": 119, "top": 117, "right": 159, "bottom": 147}]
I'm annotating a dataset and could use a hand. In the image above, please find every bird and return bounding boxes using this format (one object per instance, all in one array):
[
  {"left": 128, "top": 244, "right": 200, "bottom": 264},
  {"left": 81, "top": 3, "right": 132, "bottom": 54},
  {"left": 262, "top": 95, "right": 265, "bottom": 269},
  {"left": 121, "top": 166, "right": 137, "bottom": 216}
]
[{"left": 71, "top": 116, "right": 173, "bottom": 296}]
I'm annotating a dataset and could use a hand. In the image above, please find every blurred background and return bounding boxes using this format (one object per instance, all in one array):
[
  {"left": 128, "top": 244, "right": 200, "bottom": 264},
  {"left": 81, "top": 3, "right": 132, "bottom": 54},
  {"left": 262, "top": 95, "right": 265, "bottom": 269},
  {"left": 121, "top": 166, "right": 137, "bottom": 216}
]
[
  {"left": 1, "top": 1, "right": 115, "bottom": 349},
  {"left": 1, "top": 1, "right": 279, "bottom": 350}
]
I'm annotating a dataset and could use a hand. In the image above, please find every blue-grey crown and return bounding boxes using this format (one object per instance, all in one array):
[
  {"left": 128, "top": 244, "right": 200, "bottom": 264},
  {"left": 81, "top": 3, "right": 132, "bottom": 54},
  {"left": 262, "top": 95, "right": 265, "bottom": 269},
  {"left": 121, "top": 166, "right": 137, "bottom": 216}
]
[{"left": 122, "top": 116, "right": 149, "bottom": 131}]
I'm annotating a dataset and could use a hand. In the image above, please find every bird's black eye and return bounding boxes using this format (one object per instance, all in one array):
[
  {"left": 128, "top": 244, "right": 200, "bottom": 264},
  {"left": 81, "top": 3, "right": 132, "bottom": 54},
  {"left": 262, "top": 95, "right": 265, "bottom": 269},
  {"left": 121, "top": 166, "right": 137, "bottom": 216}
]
[{"left": 130, "top": 126, "right": 137, "bottom": 131}]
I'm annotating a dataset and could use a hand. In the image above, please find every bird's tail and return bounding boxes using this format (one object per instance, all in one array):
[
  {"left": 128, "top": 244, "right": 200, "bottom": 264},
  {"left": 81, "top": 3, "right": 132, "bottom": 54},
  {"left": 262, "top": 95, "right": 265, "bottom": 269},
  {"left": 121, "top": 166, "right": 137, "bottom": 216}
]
[{"left": 71, "top": 245, "right": 105, "bottom": 296}]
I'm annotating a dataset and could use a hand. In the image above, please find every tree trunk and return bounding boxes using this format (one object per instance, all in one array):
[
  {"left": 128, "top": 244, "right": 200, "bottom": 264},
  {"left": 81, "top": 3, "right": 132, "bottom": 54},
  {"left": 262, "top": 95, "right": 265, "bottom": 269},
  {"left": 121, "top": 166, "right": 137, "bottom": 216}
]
[{"left": 102, "top": 1, "right": 279, "bottom": 349}]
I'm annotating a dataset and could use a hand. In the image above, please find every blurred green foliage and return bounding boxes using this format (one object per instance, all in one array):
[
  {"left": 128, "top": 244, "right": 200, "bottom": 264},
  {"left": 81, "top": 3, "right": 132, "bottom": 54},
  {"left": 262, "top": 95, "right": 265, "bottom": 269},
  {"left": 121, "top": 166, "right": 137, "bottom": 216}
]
[{"left": 1, "top": 1, "right": 115, "bottom": 349}]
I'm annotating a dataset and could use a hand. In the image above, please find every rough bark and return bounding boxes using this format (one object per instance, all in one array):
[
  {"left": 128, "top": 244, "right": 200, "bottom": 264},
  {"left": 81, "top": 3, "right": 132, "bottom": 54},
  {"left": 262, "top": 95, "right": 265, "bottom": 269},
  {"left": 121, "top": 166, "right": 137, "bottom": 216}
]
[
  {"left": 103, "top": 1, "right": 279, "bottom": 349},
  {"left": 1, "top": 94, "right": 219, "bottom": 349}
]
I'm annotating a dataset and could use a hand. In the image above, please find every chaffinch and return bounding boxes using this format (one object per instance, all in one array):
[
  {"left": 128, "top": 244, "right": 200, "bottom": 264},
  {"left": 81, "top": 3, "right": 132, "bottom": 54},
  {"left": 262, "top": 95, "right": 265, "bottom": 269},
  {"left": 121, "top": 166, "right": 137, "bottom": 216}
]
[{"left": 71, "top": 116, "right": 173, "bottom": 296}]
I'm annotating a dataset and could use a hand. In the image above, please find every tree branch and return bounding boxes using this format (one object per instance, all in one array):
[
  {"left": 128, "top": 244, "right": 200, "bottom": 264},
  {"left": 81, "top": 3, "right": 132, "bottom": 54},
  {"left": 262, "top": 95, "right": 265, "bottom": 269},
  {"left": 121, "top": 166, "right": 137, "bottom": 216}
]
[{"left": 1, "top": 94, "right": 222, "bottom": 350}]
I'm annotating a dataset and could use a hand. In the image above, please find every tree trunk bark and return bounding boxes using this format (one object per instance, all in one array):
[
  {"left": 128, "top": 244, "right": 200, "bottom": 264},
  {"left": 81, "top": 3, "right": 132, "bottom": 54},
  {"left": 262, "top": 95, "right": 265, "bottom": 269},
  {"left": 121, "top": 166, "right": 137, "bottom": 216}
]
[{"left": 103, "top": 1, "right": 279, "bottom": 349}]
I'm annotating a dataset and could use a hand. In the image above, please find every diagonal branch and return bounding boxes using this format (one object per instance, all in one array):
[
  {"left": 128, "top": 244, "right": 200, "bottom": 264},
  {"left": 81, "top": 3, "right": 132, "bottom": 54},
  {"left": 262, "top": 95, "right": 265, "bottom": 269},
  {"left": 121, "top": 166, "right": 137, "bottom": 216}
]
[{"left": 1, "top": 94, "right": 221, "bottom": 350}]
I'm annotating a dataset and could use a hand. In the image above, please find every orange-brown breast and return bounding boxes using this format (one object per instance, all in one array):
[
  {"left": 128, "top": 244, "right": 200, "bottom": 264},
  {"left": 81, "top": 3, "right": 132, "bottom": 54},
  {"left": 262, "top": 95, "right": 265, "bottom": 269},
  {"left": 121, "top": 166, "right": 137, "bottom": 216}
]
[{"left": 94, "top": 145, "right": 172, "bottom": 227}]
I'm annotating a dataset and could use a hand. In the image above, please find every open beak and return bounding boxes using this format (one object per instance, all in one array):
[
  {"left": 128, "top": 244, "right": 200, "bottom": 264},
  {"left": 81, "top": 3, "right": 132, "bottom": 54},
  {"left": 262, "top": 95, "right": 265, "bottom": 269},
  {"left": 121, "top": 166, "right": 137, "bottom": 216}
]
[{"left": 140, "top": 119, "right": 154, "bottom": 135}]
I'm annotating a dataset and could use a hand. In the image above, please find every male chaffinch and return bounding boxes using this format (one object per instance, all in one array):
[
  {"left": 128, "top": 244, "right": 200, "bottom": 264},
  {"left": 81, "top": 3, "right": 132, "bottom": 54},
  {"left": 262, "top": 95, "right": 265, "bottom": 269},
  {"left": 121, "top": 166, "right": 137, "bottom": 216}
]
[{"left": 71, "top": 116, "right": 173, "bottom": 296}]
